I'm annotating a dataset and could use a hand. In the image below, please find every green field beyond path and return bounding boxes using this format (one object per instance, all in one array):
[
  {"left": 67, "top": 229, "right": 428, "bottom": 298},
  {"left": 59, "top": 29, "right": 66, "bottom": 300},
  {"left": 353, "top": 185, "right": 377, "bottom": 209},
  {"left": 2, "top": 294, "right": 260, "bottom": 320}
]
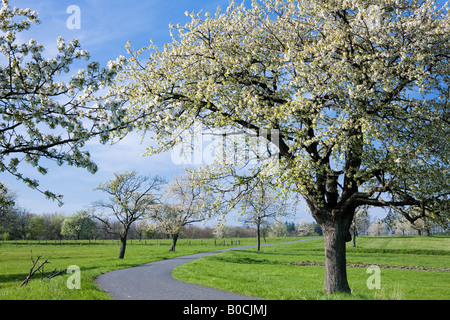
[{"left": 172, "top": 236, "right": 450, "bottom": 300}]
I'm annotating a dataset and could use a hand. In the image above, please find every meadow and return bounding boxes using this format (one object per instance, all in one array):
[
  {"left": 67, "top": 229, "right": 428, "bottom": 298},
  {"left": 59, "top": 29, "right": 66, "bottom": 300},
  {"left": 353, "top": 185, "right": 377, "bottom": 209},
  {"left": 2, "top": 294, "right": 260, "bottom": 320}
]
[
  {"left": 0, "top": 237, "right": 295, "bottom": 300},
  {"left": 172, "top": 236, "right": 450, "bottom": 300},
  {"left": 0, "top": 236, "right": 448, "bottom": 300}
]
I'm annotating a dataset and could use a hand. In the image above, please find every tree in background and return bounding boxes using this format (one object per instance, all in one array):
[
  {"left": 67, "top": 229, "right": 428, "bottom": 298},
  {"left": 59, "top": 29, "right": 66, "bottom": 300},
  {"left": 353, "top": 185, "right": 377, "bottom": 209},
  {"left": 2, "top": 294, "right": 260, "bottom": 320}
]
[
  {"left": 269, "top": 218, "right": 288, "bottom": 237},
  {"left": 351, "top": 206, "right": 370, "bottom": 247},
  {"left": 296, "top": 220, "right": 322, "bottom": 237},
  {"left": 285, "top": 221, "right": 296, "bottom": 235},
  {"left": 0, "top": 183, "right": 15, "bottom": 220},
  {"left": 150, "top": 172, "right": 216, "bottom": 251},
  {"left": 109, "top": 0, "right": 450, "bottom": 293},
  {"left": 368, "top": 219, "right": 388, "bottom": 236},
  {"left": 10, "top": 208, "right": 33, "bottom": 240},
  {"left": 213, "top": 223, "right": 236, "bottom": 239},
  {"left": 92, "top": 172, "right": 165, "bottom": 258},
  {"left": 240, "top": 181, "right": 290, "bottom": 251},
  {"left": 387, "top": 209, "right": 448, "bottom": 236},
  {"left": 0, "top": 1, "right": 125, "bottom": 204},
  {"left": 61, "top": 211, "right": 96, "bottom": 240}
]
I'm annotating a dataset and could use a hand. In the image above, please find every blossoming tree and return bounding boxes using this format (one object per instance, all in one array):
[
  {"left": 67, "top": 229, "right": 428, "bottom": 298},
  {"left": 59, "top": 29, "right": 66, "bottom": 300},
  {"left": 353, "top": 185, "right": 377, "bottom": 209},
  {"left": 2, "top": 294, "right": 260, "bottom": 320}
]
[
  {"left": 149, "top": 172, "right": 216, "bottom": 252},
  {"left": 92, "top": 171, "right": 165, "bottom": 259},
  {"left": 0, "top": 1, "right": 125, "bottom": 203},
  {"left": 109, "top": 0, "right": 449, "bottom": 293}
]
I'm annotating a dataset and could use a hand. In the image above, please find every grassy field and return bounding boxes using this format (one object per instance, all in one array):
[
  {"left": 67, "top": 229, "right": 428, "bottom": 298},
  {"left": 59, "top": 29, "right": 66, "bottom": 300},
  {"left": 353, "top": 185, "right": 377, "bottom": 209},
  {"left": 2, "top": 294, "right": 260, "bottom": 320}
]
[
  {"left": 0, "top": 237, "right": 297, "bottom": 300},
  {"left": 1, "top": 236, "right": 448, "bottom": 300},
  {"left": 172, "top": 236, "right": 450, "bottom": 300}
]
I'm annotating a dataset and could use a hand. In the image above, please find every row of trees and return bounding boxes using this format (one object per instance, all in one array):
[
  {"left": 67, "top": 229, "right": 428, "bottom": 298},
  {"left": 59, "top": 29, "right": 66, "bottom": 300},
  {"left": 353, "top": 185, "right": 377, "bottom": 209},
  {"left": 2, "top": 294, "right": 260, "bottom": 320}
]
[
  {"left": 0, "top": 206, "right": 287, "bottom": 242},
  {"left": 2, "top": 202, "right": 444, "bottom": 244},
  {"left": 1, "top": 0, "right": 448, "bottom": 294}
]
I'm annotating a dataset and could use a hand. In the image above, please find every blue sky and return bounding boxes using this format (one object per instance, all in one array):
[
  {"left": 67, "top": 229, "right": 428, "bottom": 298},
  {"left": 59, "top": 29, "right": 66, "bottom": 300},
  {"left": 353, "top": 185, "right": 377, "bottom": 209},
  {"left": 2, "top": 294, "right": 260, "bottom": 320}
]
[{"left": 6, "top": 0, "right": 446, "bottom": 224}]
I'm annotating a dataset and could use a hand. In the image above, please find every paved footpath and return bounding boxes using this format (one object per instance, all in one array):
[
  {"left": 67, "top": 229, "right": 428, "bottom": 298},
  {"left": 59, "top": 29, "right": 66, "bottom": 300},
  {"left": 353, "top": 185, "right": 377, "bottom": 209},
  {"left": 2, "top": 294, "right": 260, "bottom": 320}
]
[{"left": 95, "top": 239, "right": 314, "bottom": 300}]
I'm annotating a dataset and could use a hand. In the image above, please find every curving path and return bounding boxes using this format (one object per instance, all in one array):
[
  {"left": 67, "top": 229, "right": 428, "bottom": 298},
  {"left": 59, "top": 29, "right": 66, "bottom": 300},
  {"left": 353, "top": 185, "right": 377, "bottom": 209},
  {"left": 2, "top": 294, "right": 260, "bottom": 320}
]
[{"left": 95, "top": 239, "right": 314, "bottom": 300}]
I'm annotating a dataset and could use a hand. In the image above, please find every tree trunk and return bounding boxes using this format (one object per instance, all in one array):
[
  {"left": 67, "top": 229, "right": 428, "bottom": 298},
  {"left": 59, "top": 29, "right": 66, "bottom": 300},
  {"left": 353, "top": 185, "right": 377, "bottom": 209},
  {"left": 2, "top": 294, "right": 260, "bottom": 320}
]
[
  {"left": 352, "top": 225, "right": 357, "bottom": 247},
  {"left": 256, "top": 222, "right": 261, "bottom": 252},
  {"left": 118, "top": 236, "right": 127, "bottom": 259},
  {"left": 170, "top": 234, "right": 178, "bottom": 252},
  {"left": 321, "top": 218, "right": 353, "bottom": 294}
]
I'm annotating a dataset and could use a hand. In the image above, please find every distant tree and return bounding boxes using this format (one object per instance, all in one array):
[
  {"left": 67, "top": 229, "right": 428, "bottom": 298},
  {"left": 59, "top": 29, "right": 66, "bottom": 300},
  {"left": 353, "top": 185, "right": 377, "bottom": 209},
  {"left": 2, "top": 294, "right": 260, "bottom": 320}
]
[
  {"left": 29, "top": 215, "right": 45, "bottom": 240},
  {"left": 394, "top": 215, "right": 412, "bottom": 236},
  {"left": 150, "top": 172, "right": 215, "bottom": 251},
  {"left": 39, "top": 213, "right": 65, "bottom": 240},
  {"left": 151, "top": 204, "right": 186, "bottom": 250},
  {"left": 400, "top": 207, "right": 436, "bottom": 236},
  {"left": 92, "top": 171, "right": 164, "bottom": 258},
  {"left": 296, "top": 221, "right": 318, "bottom": 237},
  {"left": 368, "top": 219, "right": 388, "bottom": 236},
  {"left": 285, "top": 221, "right": 296, "bottom": 234},
  {"left": 270, "top": 218, "right": 288, "bottom": 237},
  {"left": 185, "top": 225, "right": 215, "bottom": 239},
  {"left": 0, "top": 183, "right": 15, "bottom": 223},
  {"left": 132, "top": 220, "right": 148, "bottom": 241},
  {"left": 144, "top": 221, "right": 167, "bottom": 239},
  {"left": 14, "top": 208, "right": 34, "bottom": 240},
  {"left": 0, "top": 189, "right": 18, "bottom": 237},
  {"left": 351, "top": 207, "right": 370, "bottom": 247},
  {"left": 61, "top": 211, "right": 96, "bottom": 240},
  {"left": 240, "top": 182, "right": 289, "bottom": 250},
  {"left": 213, "top": 223, "right": 234, "bottom": 239}
]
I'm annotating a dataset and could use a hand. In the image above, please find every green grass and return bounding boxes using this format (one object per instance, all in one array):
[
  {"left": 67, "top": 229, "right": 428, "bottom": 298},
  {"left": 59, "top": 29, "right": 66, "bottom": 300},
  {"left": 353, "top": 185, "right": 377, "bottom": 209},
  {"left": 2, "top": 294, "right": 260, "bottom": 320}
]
[
  {"left": 2, "top": 236, "right": 449, "bottom": 300},
  {"left": 0, "top": 237, "right": 298, "bottom": 300},
  {"left": 172, "top": 236, "right": 450, "bottom": 300}
]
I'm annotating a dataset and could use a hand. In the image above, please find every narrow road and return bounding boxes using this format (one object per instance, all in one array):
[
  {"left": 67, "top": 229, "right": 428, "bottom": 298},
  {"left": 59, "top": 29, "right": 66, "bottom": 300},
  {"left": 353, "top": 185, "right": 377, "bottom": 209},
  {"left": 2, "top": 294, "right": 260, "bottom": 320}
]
[{"left": 95, "top": 239, "right": 314, "bottom": 300}]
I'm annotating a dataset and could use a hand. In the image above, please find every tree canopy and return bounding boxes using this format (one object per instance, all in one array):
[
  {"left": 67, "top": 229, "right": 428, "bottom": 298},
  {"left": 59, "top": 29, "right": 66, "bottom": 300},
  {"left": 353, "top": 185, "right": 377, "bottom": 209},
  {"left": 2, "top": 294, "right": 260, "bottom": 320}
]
[
  {"left": 92, "top": 171, "right": 165, "bottom": 258},
  {"left": 0, "top": 0, "right": 125, "bottom": 203},
  {"left": 150, "top": 172, "right": 216, "bottom": 251},
  {"left": 107, "top": 0, "right": 449, "bottom": 293}
]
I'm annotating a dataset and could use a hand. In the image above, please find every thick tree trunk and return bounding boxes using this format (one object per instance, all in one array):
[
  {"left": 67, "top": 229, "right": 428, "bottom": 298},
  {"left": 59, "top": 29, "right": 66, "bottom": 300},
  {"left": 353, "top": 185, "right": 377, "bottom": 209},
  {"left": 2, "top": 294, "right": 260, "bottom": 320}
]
[
  {"left": 118, "top": 236, "right": 127, "bottom": 259},
  {"left": 170, "top": 234, "right": 179, "bottom": 252},
  {"left": 321, "top": 218, "right": 353, "bottom": 294}
]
